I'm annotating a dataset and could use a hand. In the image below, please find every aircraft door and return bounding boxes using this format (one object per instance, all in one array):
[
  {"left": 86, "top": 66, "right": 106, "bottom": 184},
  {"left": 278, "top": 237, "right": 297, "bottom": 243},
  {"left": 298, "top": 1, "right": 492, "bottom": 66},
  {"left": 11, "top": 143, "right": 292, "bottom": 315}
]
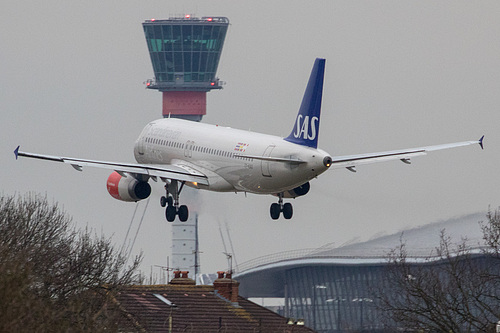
[
  {"left": 184, "top": 140, "right": 193, "bottom": 158},
  {"left": 137, "top": 138, "right": 146, "bottom": 156},
  {"left": 137, "top": 123, "right": 152, "bottom": 155},
  {"left": 261, "top": 145, "right": 275, "bottom": 177}
]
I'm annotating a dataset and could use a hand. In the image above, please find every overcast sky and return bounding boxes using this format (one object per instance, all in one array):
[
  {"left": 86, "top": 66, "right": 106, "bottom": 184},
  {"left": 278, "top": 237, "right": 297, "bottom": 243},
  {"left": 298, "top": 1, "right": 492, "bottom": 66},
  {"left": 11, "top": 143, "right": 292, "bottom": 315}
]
[{"left": 1, "top": 1, "right": 499, "bottom": 276}]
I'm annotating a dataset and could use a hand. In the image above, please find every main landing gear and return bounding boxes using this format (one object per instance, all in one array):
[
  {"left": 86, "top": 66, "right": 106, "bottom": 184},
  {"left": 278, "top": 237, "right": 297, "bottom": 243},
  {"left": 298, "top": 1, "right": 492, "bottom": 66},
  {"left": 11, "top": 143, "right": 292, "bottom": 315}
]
[
  {"left": 160, "top": 180, "right": 189, "bottom": 222},
  {"left": 270, "top": 193, "right": 293, "bottom": 220}
]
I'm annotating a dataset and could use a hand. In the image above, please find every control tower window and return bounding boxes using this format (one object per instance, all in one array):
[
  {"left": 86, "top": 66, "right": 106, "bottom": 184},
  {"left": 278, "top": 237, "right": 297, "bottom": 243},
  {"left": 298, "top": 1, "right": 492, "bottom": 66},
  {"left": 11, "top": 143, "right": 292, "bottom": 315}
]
[{"left": 143, "top": 19, "right": 228, "bottom": 87}]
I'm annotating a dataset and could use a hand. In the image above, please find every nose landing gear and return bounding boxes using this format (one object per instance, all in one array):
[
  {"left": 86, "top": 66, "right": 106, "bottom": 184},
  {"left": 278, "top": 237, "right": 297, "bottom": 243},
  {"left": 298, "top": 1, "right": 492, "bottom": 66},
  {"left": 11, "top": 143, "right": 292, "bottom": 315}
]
[
  {"left": 270, "top": 193, "right": 293, "bottom": 220},
  {"left": 160, "top": 180, "right": 189, "bottom": 222}
]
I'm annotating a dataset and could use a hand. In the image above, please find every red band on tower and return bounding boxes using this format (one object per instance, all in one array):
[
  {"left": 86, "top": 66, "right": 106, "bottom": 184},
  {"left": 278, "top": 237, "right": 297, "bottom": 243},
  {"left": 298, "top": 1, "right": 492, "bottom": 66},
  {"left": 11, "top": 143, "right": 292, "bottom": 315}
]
[{"left": 162, "top": 91, "right": 207, "bottom": 117}]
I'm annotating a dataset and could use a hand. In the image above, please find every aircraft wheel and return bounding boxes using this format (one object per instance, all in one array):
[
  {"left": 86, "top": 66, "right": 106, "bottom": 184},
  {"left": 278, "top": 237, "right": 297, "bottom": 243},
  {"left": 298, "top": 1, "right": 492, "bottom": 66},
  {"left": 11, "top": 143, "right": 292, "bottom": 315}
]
[
  {"left": 270, "top": 203, "right": 281, "bottom": 220},
  {"left": 166, "top": 205, "right": 176, "bottom": 222},
  {"left": 167, "top": 196, "right": 173, "bottom": 207},
  {"left": 178, "top": 205, "right": 189, "bottom": 222},
  {"left": 160, "top": 196, "right": 167, "bottom": 208},
  {"left": 283, "top": 203, "right": 293, "bottom": 219}
]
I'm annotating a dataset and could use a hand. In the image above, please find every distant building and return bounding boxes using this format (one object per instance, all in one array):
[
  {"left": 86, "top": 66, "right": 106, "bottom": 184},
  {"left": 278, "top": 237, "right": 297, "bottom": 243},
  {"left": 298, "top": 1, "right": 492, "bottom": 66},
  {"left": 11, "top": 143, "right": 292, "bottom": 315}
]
[
  {"left": 114, "top": 271, "right": 315, "bottom": 332},
  {"left": 235, "top": 213, "right": 495, "bottom": 332}
]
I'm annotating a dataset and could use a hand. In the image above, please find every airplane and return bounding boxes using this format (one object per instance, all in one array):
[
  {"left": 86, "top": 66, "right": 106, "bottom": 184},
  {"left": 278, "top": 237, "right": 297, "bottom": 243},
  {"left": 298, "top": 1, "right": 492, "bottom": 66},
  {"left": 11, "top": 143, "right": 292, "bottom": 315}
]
[{"left": 14, "top": 58, "right": 484, "bottom": 222}]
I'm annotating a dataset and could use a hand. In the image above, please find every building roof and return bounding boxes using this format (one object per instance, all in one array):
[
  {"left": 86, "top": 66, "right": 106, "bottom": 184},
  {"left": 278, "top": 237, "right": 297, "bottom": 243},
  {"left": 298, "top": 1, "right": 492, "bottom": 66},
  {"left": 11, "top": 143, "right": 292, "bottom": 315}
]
[
  {"left": 234, "top": 212, "right": 487, "bottom": 297},
  {"left": 114, "top": 279, "right": 314, "bottom": 332},
  {"left": 237, "top": 212, "right": 486, "bottom": 272}
]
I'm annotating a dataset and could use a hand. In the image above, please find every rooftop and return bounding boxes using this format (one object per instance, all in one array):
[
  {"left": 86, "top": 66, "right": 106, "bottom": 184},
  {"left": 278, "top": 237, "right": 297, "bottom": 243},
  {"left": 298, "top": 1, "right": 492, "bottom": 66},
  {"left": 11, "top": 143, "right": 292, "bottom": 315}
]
[
  {"left": 143, "top": 16, "right": 229, "bottom": 24},
  {"left": 114, "top": 272, "right": 315, "bottom": 332},
  {"left": 236, "top": 212, "right": 486, "bottom": 274}
]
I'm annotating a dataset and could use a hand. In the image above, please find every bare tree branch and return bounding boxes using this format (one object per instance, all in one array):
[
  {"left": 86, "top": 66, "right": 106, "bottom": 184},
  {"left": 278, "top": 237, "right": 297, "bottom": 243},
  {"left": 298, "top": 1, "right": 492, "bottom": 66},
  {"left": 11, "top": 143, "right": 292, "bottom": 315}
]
[
  {"left": 0, "top": 193, "right": 143, "bottom": 332},
  {"left": 376, "top": 210, "right": 500, "bottom": 332}
]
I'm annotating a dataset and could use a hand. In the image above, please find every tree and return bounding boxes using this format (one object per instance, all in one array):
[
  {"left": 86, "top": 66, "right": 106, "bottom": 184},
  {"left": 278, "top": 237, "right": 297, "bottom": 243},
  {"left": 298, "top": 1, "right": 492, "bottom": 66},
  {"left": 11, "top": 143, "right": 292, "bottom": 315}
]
[
  {"left": 0, "top": 193, "right": 142, "bottom": 332},
  {"left": 376, "top": 209, "right": 500, "bottom": 332}
]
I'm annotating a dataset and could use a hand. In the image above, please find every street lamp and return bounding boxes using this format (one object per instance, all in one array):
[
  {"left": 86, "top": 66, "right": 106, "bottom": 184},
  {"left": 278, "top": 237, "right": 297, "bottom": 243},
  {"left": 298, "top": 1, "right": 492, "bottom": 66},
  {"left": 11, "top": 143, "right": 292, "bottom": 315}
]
[
  {"left": 352, "top": 297, "right": 373, "bottom": 330},
  {"left": 326, "top": 298, "right": 346, "bottom": 331},
  {"left": 312, "top": 285, "right": 327, "bottom": 330}
]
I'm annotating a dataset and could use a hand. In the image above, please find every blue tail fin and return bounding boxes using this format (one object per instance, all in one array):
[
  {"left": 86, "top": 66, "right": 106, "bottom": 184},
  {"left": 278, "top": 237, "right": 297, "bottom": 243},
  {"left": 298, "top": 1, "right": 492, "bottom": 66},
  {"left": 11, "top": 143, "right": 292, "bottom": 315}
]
[{"left": 284, "top": 58, "right": 325, "bottom": 148}]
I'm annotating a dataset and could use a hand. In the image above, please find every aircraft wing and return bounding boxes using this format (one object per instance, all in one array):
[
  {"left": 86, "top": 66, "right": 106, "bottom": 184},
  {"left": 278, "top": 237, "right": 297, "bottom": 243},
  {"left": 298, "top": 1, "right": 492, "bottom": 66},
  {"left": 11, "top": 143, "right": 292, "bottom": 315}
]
[
  {"left": 330, "top": 136, "right": 484, "bottom": 172},
  {"left": 13, "top": 146, "right": 209, "bottom": 185}
]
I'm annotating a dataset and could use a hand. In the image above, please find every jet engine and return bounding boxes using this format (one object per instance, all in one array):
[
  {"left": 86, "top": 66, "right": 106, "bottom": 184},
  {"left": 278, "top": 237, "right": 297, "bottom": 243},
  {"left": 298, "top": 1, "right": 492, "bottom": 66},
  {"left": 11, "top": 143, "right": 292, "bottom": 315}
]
[
  {"left": 277, "top": 182, "right": 310, "bottom": 198},
  {"left": 106, "top": 171, "right": 151, "bottom": 202}
]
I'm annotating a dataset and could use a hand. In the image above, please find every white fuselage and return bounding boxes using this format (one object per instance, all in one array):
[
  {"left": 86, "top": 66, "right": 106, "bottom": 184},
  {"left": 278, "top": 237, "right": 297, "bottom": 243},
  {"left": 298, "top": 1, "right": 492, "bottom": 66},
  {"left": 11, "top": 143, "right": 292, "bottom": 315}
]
[{"left": 133, "top": 118, "right": 331, "bottom": 195}]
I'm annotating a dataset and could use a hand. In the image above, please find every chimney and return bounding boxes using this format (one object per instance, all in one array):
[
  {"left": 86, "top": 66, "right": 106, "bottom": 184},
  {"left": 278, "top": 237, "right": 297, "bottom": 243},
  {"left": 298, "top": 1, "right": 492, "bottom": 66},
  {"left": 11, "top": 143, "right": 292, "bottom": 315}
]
[
  {"left": 169, "top": 270, "right": 195, "bottom": 285},
  {"left": 213, "top": 271, "right": 240, "bottom": 303}
]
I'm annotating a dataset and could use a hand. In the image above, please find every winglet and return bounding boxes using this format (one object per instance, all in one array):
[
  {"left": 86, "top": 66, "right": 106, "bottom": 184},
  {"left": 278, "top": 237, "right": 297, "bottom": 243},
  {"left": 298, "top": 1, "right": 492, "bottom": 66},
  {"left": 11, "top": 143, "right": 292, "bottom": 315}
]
[
  {"left": 14, "top": 146, "right": 20, "bottom": 160},
  {"left": 479, "top": 135, "right": 484, "bottom": 150}
]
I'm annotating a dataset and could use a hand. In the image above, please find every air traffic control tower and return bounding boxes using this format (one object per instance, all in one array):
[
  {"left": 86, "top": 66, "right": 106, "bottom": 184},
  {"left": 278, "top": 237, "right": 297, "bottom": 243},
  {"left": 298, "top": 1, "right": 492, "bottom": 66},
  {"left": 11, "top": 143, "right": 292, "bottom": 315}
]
[
  {"left": 142, "top": 15, "right": 229, "bottom": 278},
  {"left": 143, "top": 16, "right": 229, "bottom": 121}
]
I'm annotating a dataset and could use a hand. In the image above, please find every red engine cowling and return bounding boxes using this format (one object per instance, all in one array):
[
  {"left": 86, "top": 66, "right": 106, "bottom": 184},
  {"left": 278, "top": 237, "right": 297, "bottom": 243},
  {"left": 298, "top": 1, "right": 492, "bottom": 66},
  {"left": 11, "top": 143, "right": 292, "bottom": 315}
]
[{"left": 106, "top": 171, "right": 151, "bottom": 202}]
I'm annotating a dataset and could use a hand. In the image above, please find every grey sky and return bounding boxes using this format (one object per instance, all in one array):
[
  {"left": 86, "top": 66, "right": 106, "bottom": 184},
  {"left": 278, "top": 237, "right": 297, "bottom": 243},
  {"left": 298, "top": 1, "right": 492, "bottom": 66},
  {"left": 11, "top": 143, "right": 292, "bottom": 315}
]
[{"left": 1, "top": 1, "right": 498, "bottom": 274}]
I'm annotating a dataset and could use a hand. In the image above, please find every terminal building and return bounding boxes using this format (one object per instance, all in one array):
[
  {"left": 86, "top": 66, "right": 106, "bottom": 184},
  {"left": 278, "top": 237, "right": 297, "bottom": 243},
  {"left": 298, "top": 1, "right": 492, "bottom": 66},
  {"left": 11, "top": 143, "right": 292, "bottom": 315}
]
[{"left": 234, "top": 212, "right": 498, "bottom": 332}]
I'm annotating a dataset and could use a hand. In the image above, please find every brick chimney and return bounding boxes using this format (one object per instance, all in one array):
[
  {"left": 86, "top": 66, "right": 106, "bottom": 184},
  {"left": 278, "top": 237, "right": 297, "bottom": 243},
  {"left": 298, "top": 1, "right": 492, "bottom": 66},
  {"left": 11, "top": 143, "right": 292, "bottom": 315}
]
[
  {"left": 213, "top": 271, "right": 240, "bottom": 303},
  {"left": 169, "top": 270, "right": 195, "bottom": 285}
]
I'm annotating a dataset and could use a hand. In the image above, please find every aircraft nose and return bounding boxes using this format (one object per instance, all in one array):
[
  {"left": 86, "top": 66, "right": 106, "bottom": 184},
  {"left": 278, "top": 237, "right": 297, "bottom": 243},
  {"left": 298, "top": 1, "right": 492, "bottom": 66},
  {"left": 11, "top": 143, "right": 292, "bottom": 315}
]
[{"left": 323, "top": 156, "right": 332, "bottom": 168}]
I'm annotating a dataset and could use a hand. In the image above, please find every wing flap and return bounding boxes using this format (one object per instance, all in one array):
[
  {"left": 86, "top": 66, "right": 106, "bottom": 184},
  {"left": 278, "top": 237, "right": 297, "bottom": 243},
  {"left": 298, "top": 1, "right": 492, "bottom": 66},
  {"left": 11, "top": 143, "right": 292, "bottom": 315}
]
[
  {"left": 331, "top": 150, "right": 426, "bottom": 169},
  {"left": 14, "top": 147, "right": 209, "bottom": 185},
  {"left": 331, "top": 137, "right": 483, "bottom": 170}
]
